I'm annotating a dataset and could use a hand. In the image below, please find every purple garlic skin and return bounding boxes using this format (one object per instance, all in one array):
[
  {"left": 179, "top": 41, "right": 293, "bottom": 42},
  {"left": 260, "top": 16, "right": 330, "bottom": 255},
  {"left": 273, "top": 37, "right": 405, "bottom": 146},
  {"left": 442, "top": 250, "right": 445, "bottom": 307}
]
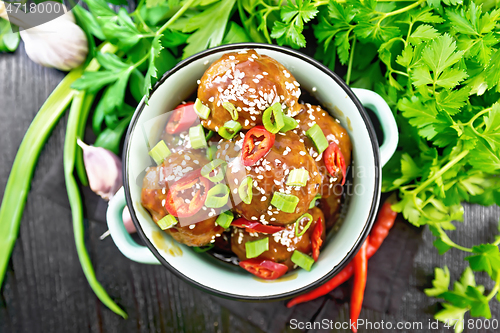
[
  {"left": 122, "top": 206, "right": 137, "bottom": 234},
  {"left": 79, "top": 139, "right": 122, "bottom": 201}
]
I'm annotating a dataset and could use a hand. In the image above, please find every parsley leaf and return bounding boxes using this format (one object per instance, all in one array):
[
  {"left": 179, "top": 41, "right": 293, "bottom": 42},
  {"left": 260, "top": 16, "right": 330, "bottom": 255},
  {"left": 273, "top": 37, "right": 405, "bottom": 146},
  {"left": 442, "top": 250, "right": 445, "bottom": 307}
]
[
  {"left": 271, "top": 0, "right": 318, "bottom": 49},
  {"left": 465, "top": 244, "right": 500, "bottom": 278},
  {"left": 425, "top": 266, "right": 450, "bottom": 297},
  {"left": 181, "top": 0, "right": 236, "bottom": 58},
  {"left": 144, "top": 35, "right": 163, "bottom": 97}
]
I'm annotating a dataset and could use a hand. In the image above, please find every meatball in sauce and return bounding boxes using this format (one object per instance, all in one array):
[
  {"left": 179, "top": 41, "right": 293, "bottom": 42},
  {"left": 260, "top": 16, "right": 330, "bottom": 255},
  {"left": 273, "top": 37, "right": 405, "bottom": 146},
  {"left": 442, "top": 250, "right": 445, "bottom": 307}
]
[{"left": 198, "top": 50, "right": 302, "bottom": 132}]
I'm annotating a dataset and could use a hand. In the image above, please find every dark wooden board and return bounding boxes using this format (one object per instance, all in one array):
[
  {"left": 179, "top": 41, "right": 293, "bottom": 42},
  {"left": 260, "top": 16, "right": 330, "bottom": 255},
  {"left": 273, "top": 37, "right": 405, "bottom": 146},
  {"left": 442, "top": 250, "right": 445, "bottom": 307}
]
[{"left": 1, "top": 43, "right": 500, "bottom": 333}]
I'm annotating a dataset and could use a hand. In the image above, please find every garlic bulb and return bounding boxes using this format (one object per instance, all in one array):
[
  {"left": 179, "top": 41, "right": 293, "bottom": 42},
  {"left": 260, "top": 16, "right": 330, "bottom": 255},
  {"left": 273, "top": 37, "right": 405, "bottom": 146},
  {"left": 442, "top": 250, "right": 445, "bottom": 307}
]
[
  {"left": 78, "top": 139, "right": 123, "bottom": 201},
  {"left": 16, "top": 6, "right": 88, "bottom": 71}
]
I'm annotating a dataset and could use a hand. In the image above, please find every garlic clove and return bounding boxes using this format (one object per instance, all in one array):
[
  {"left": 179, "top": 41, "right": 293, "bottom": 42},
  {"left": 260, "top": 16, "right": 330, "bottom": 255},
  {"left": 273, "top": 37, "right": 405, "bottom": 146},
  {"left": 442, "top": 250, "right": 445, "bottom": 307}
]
[
  {"left": 19, "top": 7, "right": 88, "bottom": 71},
  {"left": 78, "top": 139, "right": 122, "bottom": 201},
  {"left": 122, "top": 206, "right": 137, "bottom": 234}
]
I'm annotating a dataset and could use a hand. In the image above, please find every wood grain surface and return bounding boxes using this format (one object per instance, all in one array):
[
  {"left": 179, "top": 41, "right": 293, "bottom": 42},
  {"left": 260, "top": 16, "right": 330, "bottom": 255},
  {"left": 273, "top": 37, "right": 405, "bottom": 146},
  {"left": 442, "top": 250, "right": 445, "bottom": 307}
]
[{"left": 1, "top": 43, "right": 499, "bottom": 333}]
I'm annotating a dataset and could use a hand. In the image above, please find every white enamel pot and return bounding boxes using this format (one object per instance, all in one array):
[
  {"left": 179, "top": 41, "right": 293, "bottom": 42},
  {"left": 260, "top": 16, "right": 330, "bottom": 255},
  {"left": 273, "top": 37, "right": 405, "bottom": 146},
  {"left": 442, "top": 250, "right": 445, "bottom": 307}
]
[{"left": 106, "top": 43, "right": 398, "bottom": 301}]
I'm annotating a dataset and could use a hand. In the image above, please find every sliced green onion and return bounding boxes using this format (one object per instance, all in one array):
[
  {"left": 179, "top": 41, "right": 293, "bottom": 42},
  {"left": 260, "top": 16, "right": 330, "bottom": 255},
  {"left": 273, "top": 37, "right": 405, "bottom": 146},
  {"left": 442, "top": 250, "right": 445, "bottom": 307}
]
[
  {"left": 245, "top": 238, "right": 269, "bottom": 259},
  {"left": 281, "top": 115, "right": 298, "bottom": 132},
  {"left": 192, "top": 244, "right": 214, "bottom": 253},
  {"left": 238, "top": 176, "right": 253, "bottom": 204},
  {"left": 270, "top": 192, "right": 299, "bottom": 213},
  {"left": 222, "top": 101, "right": 238, "bottom": 120},
  {"left": 157, "top": 214, "right": 178, "bottom": 230},
  {"left": 295, "top": 213, "right": 313, "bottom": 237},
  {"left": 201, "top": 159, "right": 227, "bottom": 183},
  {"left": 148, "top": 140, "right": 171, "bottom": 165},
  {"left": 286, "top": 169, "right": 309, "bottom": 187},
  {"left": 309, "top": 194, "right": 321, "bottom": 209},
  {"left": 189, "top": 124, "right": 207, "bottom": 149},
  {"left": 306, "top": 124, "right": 328, "bottom": 154},
  {"left": 205, "top": 130, "right": 215, "bottom": 141},
  {"left": 262, "top": 102, "right": 284, "bottom": 134},
  {"left": 206, "top": 144, "right": 218, "bottom": 161},
  {"left": 218, "top": 120, "right": 242, "bottom": 140},
  {"left": 215, "top": 210, "right": 234, "bottom": 229},
  {"left": 194, "top": 98, "right": 211, "bottom": 119},
  {"left": 205, "top": 183, "right": 230, "bottom": 208},
  {"left": 291, "top": 250, "right": 315, "bottom": 271}
]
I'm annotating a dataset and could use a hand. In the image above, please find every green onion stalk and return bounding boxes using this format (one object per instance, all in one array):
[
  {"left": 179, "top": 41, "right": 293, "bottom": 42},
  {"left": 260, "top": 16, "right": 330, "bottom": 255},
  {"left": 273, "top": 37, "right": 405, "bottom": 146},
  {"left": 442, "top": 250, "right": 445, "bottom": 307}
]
[{"left": 0, "top": 42, "right": 126, "bottom": 317}]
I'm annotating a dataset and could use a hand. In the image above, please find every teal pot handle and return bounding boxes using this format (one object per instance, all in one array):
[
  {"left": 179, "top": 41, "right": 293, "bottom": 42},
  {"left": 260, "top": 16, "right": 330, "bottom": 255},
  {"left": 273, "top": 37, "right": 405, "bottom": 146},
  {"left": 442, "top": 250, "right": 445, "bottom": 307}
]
[
  {"left": 352, "top": 88, "right": 398, "bottom": 167},
  {"left": 107, "top": 187, "right": 160, "bottom": 265}
]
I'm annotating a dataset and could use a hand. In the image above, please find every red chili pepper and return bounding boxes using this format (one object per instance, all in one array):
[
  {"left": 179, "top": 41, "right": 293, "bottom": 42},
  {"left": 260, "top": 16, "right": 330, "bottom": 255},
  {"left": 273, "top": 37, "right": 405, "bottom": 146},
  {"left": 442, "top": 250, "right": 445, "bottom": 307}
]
[
  {"left": 324, "top": 142, "right": 346, "bottom": 186},
  {"left": 165, "top": 169, "right": 210, "bottom": 217},
  {"left": 239, "top": 258, "right": 288, "bottom": 280},
  {"left": 241, "top": 126, "right": 275, "bottom": 166},
  {"left": 231, "top": 218, "right": 284, "bottom": 234},
  {"left": 287, "top": 262, "right": 354, "bottom": 308},
  {"left": 311, "top": 217, "right": 323, "bottom": 262},
  {"left": 350, "top": 237, "right": 368, "bottom": 333},
  {"left": 367, "top": 199, "right": 397, "bottom": 257},
  {"left": 166, "top": 102, "right": 197, "bottom": 134},
  {"left": 286, "top": 197, "right": 397, "bottom": 308}
]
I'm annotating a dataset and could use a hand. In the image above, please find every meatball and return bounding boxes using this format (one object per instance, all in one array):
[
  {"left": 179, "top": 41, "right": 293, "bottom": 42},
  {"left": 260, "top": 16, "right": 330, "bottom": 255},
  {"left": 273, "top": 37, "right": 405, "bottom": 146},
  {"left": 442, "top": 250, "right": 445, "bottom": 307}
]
[
  {"left": 295, "top": 104, "right": 352, "bottom": 197},
  {"left": 319, "top": 192, "right": 343, "bottom": 230},
  {"left": 198, "top": 50, "right": 302, "bottom": 132},
  {"left": 141, "top": 149, "right": 223, "bottom": 247},
  {"left": 231, "top": 208, "right": 326, "bottom": 270},
  {"left": 216, "top": 131, "right": 322, "bottom": 225}
]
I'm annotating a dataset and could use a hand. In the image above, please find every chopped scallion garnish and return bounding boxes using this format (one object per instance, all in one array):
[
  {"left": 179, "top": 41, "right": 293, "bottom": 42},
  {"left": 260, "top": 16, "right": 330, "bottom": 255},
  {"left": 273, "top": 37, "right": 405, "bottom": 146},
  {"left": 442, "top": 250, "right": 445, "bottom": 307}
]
[
  {"left": 262, "top": 102, "right": 284, "bottom": 134},
  {"left": 194, "top": 98, "right": 211, "bottom": 119},
  {"left": 306, "top": 124, "right": 328, "bottom": 154},
  {"left": 205, "top": 183, "right": 230, "bottom": 208},
  {"left": 291, "top": 250, "right": 315, "bottom": 271},
  {"left": 157, "top": 214, "right": 177, "bottom": 230},
  {"left": 148, "top": 140, "right": 171, "bottom": 165},
  {"left": 215, "top": 210, "right": 234, "bottom": 229},
  {"left": 270, "top": 192, "right": 299, "bottom": 213},
  {"left": 206, "top": 144, "right": 217, "bottom": 161},
  {"left": 201, "top": 159, "right": 227, "bottom": 183},
  {"left": 222, "top": 101, "right": 238, "bottom": 120},
  {"left": 295, "top": 213, "right": 313, "bottom": 237},
  {"left": 286, "top": 169, "right": 309, "bottom": 186},
  {"left": 218, "top": 120, "right": 242, "bottom": 140},
  {"left": 238, "top": 176, "right": 253, "bottom": 204},
  {"left": 205, "top": 130, "right": 215, "bottom": 141},
  {"left": 192, "top": 244, "right": 214, "bottom": 253},
  {"left": 309, "top": 194, "right": 321, "bottom": 209},
  {"left": 189, "top": 124, "right": 207, "bottom": 149},
  {"left": 281, "top": 115, "right": 298, "bottom": 132},
  {"left": 245, "top": 237, "right": 269, "bottom": 258}
]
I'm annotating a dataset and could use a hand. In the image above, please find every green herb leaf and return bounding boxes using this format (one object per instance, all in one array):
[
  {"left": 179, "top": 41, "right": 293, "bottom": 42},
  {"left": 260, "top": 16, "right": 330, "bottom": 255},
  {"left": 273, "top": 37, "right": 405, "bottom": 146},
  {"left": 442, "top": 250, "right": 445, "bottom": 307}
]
[{"left": 465, "top": 244, "right": 500, "bottom": 278}]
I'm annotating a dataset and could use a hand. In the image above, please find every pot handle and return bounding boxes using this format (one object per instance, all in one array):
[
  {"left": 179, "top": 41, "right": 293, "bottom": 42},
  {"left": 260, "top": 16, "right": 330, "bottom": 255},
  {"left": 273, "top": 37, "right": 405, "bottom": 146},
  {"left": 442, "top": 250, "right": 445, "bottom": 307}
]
[
  {"left": 107, "top": 187, "right": 160, "bottom": 265},
  {"left": 351, "top": 88, "right": 398, "bottom": 167}
]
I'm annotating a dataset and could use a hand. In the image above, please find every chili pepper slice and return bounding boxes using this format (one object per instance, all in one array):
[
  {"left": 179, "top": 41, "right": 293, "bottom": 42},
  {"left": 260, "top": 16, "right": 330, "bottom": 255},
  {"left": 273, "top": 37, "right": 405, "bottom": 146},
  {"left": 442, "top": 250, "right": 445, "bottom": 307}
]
[
  {"left": 311, "top": 217, "right": 323, "bottom": 262},
  {"left": 241, "top": 126, "right": 275, "bottom": 166},
  {"left": 350, "top": 237, "right": 369, "bottom": 333},
  {"left": 165, "top": 169, "right": 210, "bottom": 218},
  {"left": 166, "top": 102, "right": 197, "bottom": 134},
  {"left": 239, "top": 258, "right": 288, "bottom": 280},
  {"left": 324, "top": 142, "right": 346, "bottom": 186},
  {"left": 232, "top": 218, "right": 285, "bottom": 234}
]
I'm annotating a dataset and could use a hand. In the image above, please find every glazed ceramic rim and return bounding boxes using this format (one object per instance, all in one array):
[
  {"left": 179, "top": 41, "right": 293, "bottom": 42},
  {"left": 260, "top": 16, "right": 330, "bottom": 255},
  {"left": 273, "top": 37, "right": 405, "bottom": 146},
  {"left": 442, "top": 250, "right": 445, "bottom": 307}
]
[{"left": 123, "top": 43, "right": 381, "bottom": 301}]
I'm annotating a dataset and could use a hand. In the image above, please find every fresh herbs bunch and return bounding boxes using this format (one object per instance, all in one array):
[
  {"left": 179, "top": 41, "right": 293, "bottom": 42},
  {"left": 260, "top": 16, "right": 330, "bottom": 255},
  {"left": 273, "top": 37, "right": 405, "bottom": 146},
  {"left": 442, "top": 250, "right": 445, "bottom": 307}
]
[{"left": 1, "top": 0, "right": 499, "bottom": 327}]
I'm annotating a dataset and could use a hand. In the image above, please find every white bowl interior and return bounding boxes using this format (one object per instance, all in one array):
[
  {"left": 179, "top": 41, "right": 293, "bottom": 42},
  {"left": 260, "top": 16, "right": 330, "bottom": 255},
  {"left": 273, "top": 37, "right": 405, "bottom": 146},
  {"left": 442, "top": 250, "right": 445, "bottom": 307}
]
[{"left": 126, "top": 47, "right": 378, "bottom": 298}]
